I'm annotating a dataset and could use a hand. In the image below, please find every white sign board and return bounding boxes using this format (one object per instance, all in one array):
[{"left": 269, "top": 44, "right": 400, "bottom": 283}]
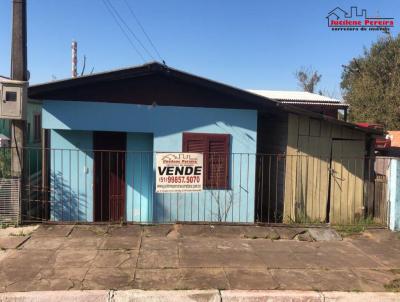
[{"left": 156, "top": 153, "right": 203, "bottom": 193}]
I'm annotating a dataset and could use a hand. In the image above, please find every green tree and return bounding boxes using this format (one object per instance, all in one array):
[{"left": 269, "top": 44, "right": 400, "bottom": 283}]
[{"left": 341, "top": 34, "right": 400, "bottom": 129}]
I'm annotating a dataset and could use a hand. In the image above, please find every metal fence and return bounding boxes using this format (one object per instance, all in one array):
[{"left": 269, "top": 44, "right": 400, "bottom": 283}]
[
  {"left": 0, "top": 147, "right": 393, "bottom": 226},
  {"left": 0, "top": 178, "right": 20, "bottom": 225},
  {"left": 0, "top": 148, "right": 20, "bottom": 225}
]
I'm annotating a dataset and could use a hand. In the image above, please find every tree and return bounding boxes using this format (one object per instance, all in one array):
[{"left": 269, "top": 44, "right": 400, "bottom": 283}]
[
  {"left": 341, "top": 33, "right": 400, "bottom": 129},
  {"left": 295, "top": 66, "right": 322, "bottom": 93}
]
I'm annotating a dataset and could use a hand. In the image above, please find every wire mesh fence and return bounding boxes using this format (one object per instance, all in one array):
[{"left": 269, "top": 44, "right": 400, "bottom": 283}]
[{"left": 0, "top": 147, "right": 393, "bottom": 226}]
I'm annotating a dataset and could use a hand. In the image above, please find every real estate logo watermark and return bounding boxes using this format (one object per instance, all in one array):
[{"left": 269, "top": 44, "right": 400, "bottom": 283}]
[{"left": 326, "top": 6, "right": 394, "bottom": 32}]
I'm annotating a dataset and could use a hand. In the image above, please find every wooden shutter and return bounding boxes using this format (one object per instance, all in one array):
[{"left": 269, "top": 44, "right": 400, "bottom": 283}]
[
  {"left": 207, "top": 134, "right": 229, "bottom": 189},
  {"left": 183, "top": 133, "right": 230, "bottom": 189},
  {"left": 183, "top": 133, "right": 207, "bottom": 153}
]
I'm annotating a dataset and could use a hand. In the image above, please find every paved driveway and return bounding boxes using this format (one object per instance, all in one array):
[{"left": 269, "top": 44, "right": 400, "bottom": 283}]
[{"left": 0, "top": 224, "right": 399, "bottom": 292}]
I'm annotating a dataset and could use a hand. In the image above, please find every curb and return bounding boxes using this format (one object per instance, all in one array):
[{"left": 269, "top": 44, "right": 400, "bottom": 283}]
[
  {"left": 221, "top": 290, "right": 323, "bottom": 301},
  {"left": 0, "top": 290, "right": 399, "bottom": 302},
  {"left": 112, "top": 289, "right": 220, "bottom": 301},
  {"left": 0, "top": 290, "right": 109, "bottom": 302}
]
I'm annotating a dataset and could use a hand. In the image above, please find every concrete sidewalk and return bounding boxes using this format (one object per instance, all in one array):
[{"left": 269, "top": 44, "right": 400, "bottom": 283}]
[{"left": 0, "top": 224, "right": 399, "bottom": 294}]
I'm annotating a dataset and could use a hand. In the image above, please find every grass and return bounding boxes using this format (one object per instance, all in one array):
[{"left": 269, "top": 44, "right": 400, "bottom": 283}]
[
  {"left": 333, "top": 216, "right": 376, "bottom": 237},
  {"left": 384, "top": 279, "right": 400, "bottom": 292},
  {"left": 286, "top": 209, "right": 325, "bottom": 225}
]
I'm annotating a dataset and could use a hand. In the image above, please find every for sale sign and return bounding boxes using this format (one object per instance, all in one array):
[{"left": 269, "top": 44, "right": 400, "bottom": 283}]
[{"left": 156, "top": 153, "right": 203, "bottom": 193}]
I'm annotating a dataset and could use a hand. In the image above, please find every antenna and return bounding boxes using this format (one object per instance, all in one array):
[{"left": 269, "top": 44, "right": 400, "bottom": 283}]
[{"left": 71, "top": 40, "right": 77, "bottom": 78}]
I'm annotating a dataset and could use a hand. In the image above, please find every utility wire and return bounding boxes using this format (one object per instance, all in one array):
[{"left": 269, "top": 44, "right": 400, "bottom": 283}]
[
  {"left": 105, "top": 0, "right": 156, "bottom": 61},
  {"left": 102, "top": 0, "right": 146, "bottom": 62},
  {"left": 123, "top": 0, "right": 164, "bottom": 63}
]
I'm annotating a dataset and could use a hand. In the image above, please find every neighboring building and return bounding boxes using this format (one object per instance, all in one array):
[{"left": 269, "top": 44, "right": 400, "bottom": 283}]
[
  {"left": 248, "top": 90, "right": 348, "bottom": 120},
  {"left": 382, "top": 130, "right": 400, "bottom": 157},
  {"left": 388, "top": 131, "right": 400, "bottom": 148},
  {"left": 0, "top": 75, "right": 42, "bottom": 176},
  {"left": 28, "top": 62, "right": 380, "bottom": 224}
]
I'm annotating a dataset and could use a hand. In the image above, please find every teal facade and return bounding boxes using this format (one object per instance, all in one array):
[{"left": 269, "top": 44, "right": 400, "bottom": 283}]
[
  {"left": 43, "top": 101, "right": 258, "bottom": 223},
  {"left": 50, "top": 130, "right": 93, "bottom": 221}
]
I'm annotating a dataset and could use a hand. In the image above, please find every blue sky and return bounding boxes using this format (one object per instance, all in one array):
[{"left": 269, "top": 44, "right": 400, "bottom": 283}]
[{"left": 0, "top": 0, "right": 399, "bottom": 98}]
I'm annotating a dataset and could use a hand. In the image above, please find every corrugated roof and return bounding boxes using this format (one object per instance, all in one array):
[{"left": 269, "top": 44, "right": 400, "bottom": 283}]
[{"left": 247, "top": 90, "right": 344, "bottom": 104}]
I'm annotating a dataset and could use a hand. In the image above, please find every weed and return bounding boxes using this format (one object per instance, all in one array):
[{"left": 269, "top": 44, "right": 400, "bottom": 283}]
[
  {"left": 9, "top": 230, "right": 25, "bottom": 237},
  {"left": 384, "top": 279, "right": 400, "bottom": 292},
  {"left": 0, "top": 223, "right": 15, "bottom": 229}
]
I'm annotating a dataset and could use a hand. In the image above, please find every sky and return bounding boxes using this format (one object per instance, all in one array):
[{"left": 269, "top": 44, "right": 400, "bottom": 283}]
[{"left": 0, "top": 0, "right": 399, "bottom": 98}]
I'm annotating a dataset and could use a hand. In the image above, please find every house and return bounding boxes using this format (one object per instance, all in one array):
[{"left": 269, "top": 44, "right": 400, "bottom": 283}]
[
  {"left": 28, "top": 62, "right": 381, "bottom": 224},
  {"left": 248, "top": 90, "right": 348, "bottom": 120}
]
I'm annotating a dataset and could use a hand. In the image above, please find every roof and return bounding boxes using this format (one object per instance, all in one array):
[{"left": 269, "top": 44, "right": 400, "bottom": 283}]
[
  {"left": 0, "top": 75, "right": 10, "bottom": 81},
  {"left": 247, "top": 90, "right": 348, "bottom": 107},
  {"left": 28, "top": 62, "right": 379, "bottom": 135},
  {"left": 0, "top": 134, "right": 10, "bottom": 140}
]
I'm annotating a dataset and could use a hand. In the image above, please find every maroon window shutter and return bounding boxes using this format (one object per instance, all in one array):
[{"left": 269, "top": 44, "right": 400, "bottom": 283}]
[
  {"left": 182, "top": 133, "right": 230, "bottom": 189},
  {"left": 183, "top": 133, "right": 207, "bottom": 153},
  {"left": 183, "top": 133, "right": 209, "bottom": 187},
  {"left": 207, "top": 134, "right": 230, "bottom": 189}
]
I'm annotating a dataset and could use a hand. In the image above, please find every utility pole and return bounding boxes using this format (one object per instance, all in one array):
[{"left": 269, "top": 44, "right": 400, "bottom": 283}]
[
  {"left": 10, "top": 0, "right": 27, "bottom": 180},
  {"left": 71, "top": 40, "right": 77, "bottom": 78}
]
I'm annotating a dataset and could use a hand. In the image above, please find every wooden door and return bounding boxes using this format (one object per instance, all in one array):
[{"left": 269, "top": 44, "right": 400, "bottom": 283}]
[
  {"left": 94, "top": 132, "right": 126, "bottom": 222},
  {"left": 329, "top": 140, "right": 365, "bottom": 224}
]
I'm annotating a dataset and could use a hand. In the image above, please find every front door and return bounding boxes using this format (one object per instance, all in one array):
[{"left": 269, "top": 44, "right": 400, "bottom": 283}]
[
  {"left": 94, "top": 132, "right": 126, "bottom": 222},
  {"left": 329, "top": 140, "right": 365, "bottom": 224}
]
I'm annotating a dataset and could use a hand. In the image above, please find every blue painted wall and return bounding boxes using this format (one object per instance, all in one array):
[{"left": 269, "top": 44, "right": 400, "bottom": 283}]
[
  {"left": 126, "top": 133, "right": 154, "bottom": 222},
  {"left": 50, "top": 129, "right": 93, "bottom": 221},
  {"left": 44, "top": 101, "right": 258, "bottom": 223},
  {"left": 389, "top": 159, "right": 400, "bottom": 231}
]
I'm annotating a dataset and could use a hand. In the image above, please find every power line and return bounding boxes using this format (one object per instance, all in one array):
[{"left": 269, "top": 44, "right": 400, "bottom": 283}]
[
  {"left": 105, "top": 0, "right": 156, "bottom": 61},
  {"left": 123, "top": 0, "right": 164, "bottom": 63},
  {"left": 101, "top": 0, "right": 146, "bottom": 62}
]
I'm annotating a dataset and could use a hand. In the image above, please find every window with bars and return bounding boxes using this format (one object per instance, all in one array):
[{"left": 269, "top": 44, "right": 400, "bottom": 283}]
[
  {"left": 182, "top": 132, "right": 230, "bottom": 189},
  {"left": 33, "top": 113, "right": 41, "bottom": 142}
]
